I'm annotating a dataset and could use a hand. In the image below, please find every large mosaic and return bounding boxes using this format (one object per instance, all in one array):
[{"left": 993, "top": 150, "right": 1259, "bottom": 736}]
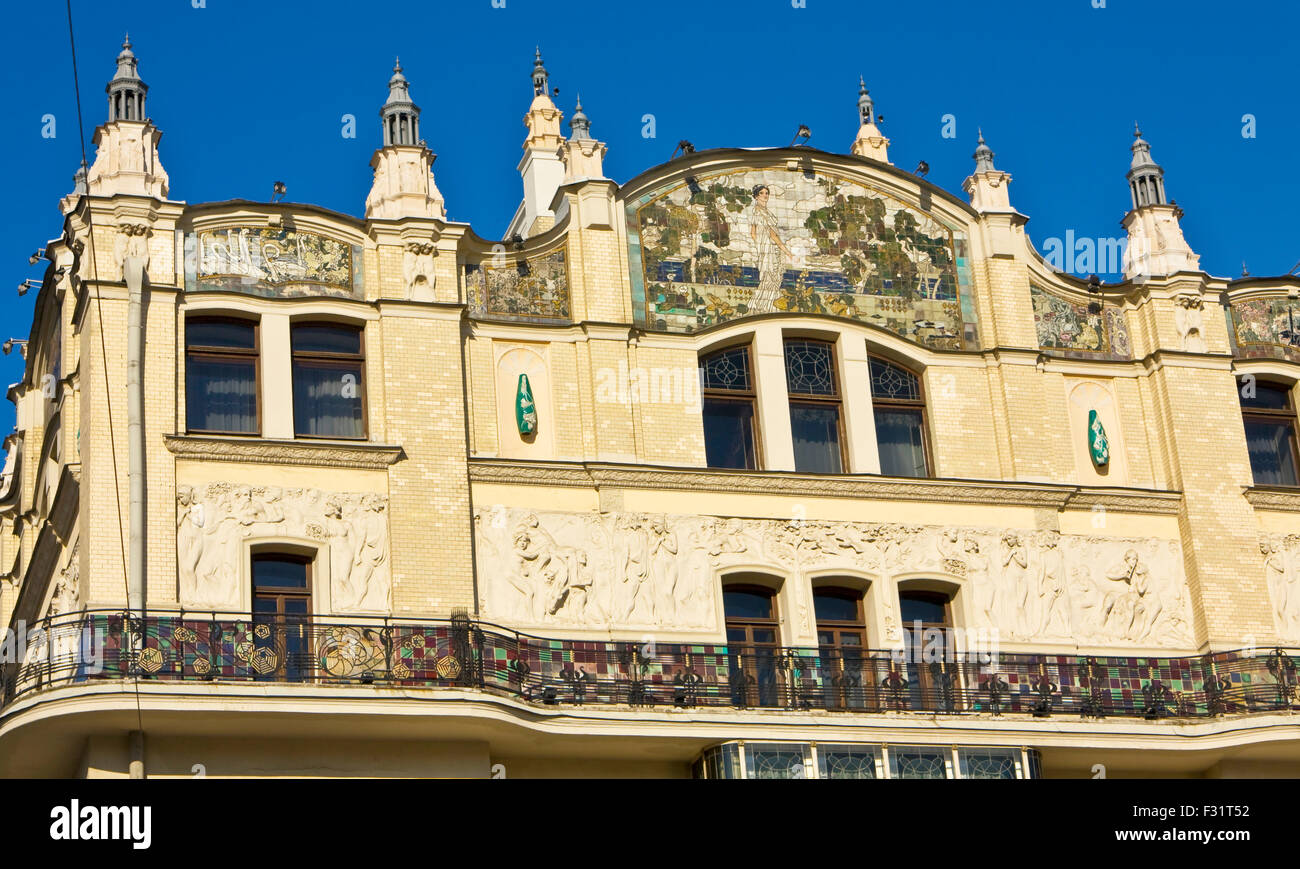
[
  {"left": 188, "top": 227, "right": 361, "bottom": 299},
  {"left": 1229, "top": 297, "right": 1300, "bottom": 362},
  {"left": 626, "top": 169, "right": 976, "bottom": 349},
  {"left": 1031, "top": 285, "right": 1131, "bottom": 360},
  {"left": 466, "top": 246, "right": 570, "bottom": 322}
]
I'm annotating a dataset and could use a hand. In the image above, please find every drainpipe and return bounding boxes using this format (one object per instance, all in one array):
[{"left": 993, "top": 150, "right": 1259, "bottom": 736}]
[
  {"left": 122, "top": 256, "right": 146, "bottom": 614},
  {"left": 128, "top": 730, "right": 145, "bottom": 779}
]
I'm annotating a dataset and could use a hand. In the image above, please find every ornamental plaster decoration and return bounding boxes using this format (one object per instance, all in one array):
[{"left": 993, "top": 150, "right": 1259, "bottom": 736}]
[
  {"left": 112, "top": 222, "right": 151, "bottom": 280},
  {"left": 473, "top": 508, "right": 1195, "bottom": 648},
  {"left": 402, "top": 241, "right": 437, "bottom": 300},
  {"left": 1174, "top": 293, "right": 1207, "bottom": 353},
  {"left": 1260, "top": 533, "right": 1300, "bottom": 643},
  {"left": 177, "top": 483, "right": 391, "bottom": 614}
]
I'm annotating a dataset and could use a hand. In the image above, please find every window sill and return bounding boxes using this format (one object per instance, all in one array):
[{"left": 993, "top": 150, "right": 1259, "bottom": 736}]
[
  {"left": 1243, "top": 485, "right": 1300, "bottom": 512},
  {"left": 164, "top": 435, "right": 404, "bottom": 470}
]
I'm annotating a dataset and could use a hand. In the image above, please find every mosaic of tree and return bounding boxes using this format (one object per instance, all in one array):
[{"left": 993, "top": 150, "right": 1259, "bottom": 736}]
[{"left": 628, "top": 169, "right": 975, "bottom": 349}]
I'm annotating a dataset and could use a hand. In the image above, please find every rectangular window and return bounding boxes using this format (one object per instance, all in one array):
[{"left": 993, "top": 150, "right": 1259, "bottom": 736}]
[
  {"left": 185, "top": 317, "right": 259, "bottom": 435},
  {"left": 1241, "top": 380, "right": 1300, "bottom": 486},
  {"left": 700, "top": 345, "right": 759, "bottom": 469},
  {"left": 784, "top": 339, "right": 843, "bottom": 474},
  {"left": 869, "top": 357, "right": 930, "bottom": 478},
  {"left": 291, "top": 322, "right": 366, "bottom": 439},
  {"left": 251, "top": 553, "right": 312, "bottom": 682}
]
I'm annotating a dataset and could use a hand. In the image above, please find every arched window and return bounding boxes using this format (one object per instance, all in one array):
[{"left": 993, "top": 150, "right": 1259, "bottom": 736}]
[
  {"left": 784, "top": 339, "right": 843, "bottom": 473},
  {"left": 700, "top": 345, "right": 758, "bottom": 469},
  {"left": 251, "top": 553, "right": 312, "bottom": 681},
  {"left": 723, "top": 584, "right": 781, "bottom": 707},
  {"left": 291, "top": 321, "right": 366, "bottom": 439},
  {"left": 1240, "top": 378, "right": 1299, "bottom": 486},
  {"left": 814, "top": 585, "right": 869, "bottom": 710},
  {"left": 185, "top": 316, "right": 260, "bottom": 435},
  {"left": 870, "top": 356, "right": 930, "bottom": 478},
  {"left": 898, "top": 588, "right": 955, "bottom": 711}
]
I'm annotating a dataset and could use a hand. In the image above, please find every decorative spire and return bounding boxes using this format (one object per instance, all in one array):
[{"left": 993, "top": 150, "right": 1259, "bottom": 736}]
[
  {"left": 569, "top": 94, "right": 591, "bottom": 140},
  {"left": 532, "top": 46, "right": 549, "bottom": 97},
  {"left": 857, "top": 76, "right": 875, "bottom": 125},
  {"left": 973, "top": 129, "right": 996, "bottom": 173},
  {"left": 1127, "top": 122, "right": 1167, "bottom": 209},
  {"left": 106, "top": 33, "right": 148, "bottom": 122},
  {"left": 380, "top": 57, "right": 421, "bottom": 146}
]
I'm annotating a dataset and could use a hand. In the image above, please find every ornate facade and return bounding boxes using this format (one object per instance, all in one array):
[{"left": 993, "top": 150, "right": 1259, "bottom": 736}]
[{"left": 2, "top": 40, "right": 1300, "bottom": 779}]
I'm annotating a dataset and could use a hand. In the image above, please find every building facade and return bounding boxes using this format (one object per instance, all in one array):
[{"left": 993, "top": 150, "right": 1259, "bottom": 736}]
[{"left": 3, "top": 40, "right": 1300, "bottom": 778}]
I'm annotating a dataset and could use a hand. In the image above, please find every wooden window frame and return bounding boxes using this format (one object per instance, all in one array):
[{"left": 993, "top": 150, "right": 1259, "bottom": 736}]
[
  {"left": 290, "top": 320, "right": 369, "bottom": 441},
  {"left": 783, "top": 338, "right": 847, "bottom": 474},
  {"left": 184, "top": 315, "right": 262, "bottom": 436},
  {"left": 1241, "top": 379, "right": 1300, "bottom": 487},
  {"left": 700, "top": 343, "right": 762, "bottom": 470},
  {"left": 868, "top": 354, "right": 932, "bottom": 479},
  {"left": 813, "top": 586, "right": 868, "bottom": 648}
]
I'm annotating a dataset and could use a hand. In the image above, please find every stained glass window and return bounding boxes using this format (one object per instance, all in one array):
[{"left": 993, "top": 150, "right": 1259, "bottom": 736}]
[
  {"left": 701, "top": 346, "right": 752, "bottom": 391},
  {"left": 701, "top": 345, "right": 758, "bottom": 469},
  {"left": 869, "top": 356, "right": 929, "bottom": 478},
  {"left": 784, "top": 340, "right": 837, "bottom": 396},
  {"left": 869, "top": 357, "right": 921, "bottom": 400},
  {"left": 889, "top": 747, "right": 950, "bottom": 779},
  {"left": 958, "top": 748, "right": 1020, "bottom": 780},
  {"left": 744, "top": 743, "right": 810, "bottom": 779},
  {"left": 785, "top": 339, "right": 842, "bottom": 473},
  {"left": 817, "top": 745, "right": 879, "bottom": 779}
]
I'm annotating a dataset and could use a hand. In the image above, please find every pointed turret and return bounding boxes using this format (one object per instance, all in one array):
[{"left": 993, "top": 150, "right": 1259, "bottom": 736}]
[
  {"left": 1121, "top": 124, "right": 1200, "bottom": 280},
  {"left": 560, "top": 94, "right": 607, "bottom": 183},
  {"left": 507, "top": 47, "right": 566, "bottom": 238},
  {"left": 850, "top": 77, "right": 890, "bottom": 163},
  {"left": 86, "top": 36, "right": 169, "bottom": 198},
  {"left": 365, "top": 59, "right": 444, "bottom": 220},
  {"left": 963, "top": 129, "right": 1014, "bottom": 214}
]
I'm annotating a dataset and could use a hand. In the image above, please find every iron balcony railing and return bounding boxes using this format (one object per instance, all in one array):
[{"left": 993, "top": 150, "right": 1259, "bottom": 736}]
[{"left": 2, "top": 609, "right": 1299, "bottom": 719}]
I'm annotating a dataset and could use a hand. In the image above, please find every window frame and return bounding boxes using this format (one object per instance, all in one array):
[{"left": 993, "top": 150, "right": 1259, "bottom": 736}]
[
  {"left": 184, "top": 314, "right": 262, "bottom": 437},
  {"left": 783, "top": 338, "right": 846, "bottom": 474},
  {"left": 813, "top": 586, "right": 868, "bottom": 648},
  {"left": 700, "top": 343, "right": 762, "bottom": 470},
  {"left": 868, "top": 354, "right": 932, "bottom": 479},
  {"left": 289, "top": 320, "right": 369, "bottom": 441},
  {"left": 1240, "top": 378, "right": 1300, "bottom": 487}
]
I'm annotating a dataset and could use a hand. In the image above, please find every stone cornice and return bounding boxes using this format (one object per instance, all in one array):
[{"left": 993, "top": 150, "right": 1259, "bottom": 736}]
[
  {"left": 1244, "top": 486, "right": 1300, "bottom": 512},
  {"left": 164, "top": 435, "right": 404, "bottom": 470},
  {"left": 468, "top": 459, "right": 1183, "bottom": 513}
]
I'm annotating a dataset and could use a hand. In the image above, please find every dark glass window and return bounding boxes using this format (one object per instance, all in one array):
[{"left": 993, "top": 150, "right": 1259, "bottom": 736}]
[
  {"left": 784, "top": 339, "right": 843, "bottom": 473},
  {"left": 700, "top": 346, "right": 758, "bottom": 469},
  {"left": 251, "top": 553, "right": 312, "bottom": 681},
  {"left": 898, "top": 589, "right": 956, "bottom": 712},
  {"left": 1241, "top": 379, "right": 1300, "bottom": 486},
  {"left": 870, "top": 357, "right": 930, "bottom": 478},
  {"left": 723, "top": 584, "right": 781, "bottom": 707},
  {"left": 291, "top": 322, "right": 366, "bottom": 439},
  {"left": 185, "top": 317, "right": 258, "bottom": 435},
  {"left": 814, "top": 587, "right": 869, "bottom": 709}
]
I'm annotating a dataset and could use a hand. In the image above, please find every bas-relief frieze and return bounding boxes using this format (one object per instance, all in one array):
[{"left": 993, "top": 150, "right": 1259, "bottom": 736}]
[
  {"left": 187, "top": 227, "right": 362, "bottom": 299},
  {"left": 177, "top": 483, "right": 391, "bottom": 614},
  {"left": 473, "top": 508, "right": 1195, "bottom": 648},
  {"left": 1260, "top": 533, "right": 1300, "bottom": 643}
]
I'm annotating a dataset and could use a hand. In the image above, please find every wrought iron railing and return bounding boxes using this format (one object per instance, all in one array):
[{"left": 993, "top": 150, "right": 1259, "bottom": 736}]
[{"left": 3, "top": 609, "right": 1298, "bottom": 719}]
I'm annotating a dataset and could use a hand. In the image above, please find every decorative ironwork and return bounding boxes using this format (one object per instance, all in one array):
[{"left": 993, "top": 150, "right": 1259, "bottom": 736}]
[{"left": 7, "top": 609, "right": 1300, "bottom": 721}]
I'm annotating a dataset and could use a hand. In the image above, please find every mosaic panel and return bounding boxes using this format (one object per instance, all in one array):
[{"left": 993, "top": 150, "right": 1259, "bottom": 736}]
[
  {"left": 189, "top": 227, "right": 361, "bottom": 299},
  {"left": 627, "top": 169, "right": 976, "bottom": 348},
  {"left": 466, "top": 246, "right": 570, "bottom": 322},
  {"left": 1229, "top": 297, "right": 1300, "bottom": 362},
  {"left": 1031, "top": 285, "right": 1131, "bottom": 360}
]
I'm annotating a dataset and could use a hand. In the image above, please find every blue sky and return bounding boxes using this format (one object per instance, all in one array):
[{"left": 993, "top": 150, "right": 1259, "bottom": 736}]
[{"left": 2, "top": 0, "right": 1297, "bottom": 428}]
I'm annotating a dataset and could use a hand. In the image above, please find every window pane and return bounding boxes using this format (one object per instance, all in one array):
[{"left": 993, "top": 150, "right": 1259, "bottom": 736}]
[
  {"left": 293, "top": 360, "right": 365, "bottom": 438},
  {"left": 814, "top": 591, "right": 860, "bottom": 623},
  {"left": 875, "top": 407, "right": 928, "bottom": 477},
  {"left": 292, "top": 323, "right": 362, "bottom": 355},
  {"left": 703, "top": 398, "right": 756, "bottom": 469},
  {"left": 186, "top": 319, "right": 255, "bottom": 349},
  {"left": 186, "top": 356, "right": 257, "bottom": 433},
  {"left": 700, "top": 347, "right": 752, "bottom": 391},
  {"left": 252, "top": 556, "right": 308, "bottom": 589},
  {"left": 784, "top": 340, "right": 837, "bottom": 396},
  {"left": 899, "top": 592, "right": 948, "bottom": 625},
  {"left": 746, "top": 745, "right": 806, "bottom": 779},
  {"left": 818, "top": 746, "right": 879, "bottom": 780},
  {"left": 959, "top": 749, "right": 1019, "bottom": 780},
  {"left": 890, "top": 748, "right": 949, "bottom": 779},
  {"left": 790, "top": 402, "right": 842, "bottom": 473},
  {"left": 1245, "top": 418, "right": 1300, "bottom": 486},
  {"left": 723, "top": 589, "right": 773, "bottom": 620},
  {"left": 1240, "top": 381, "right": 1292, "bottom": 410},
  {"left": 869, "top": 357, "right": 920, "bottom": 400}
]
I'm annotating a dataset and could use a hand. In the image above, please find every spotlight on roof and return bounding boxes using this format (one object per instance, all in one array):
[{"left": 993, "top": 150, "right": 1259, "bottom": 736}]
[
  {"left": 670, "top": 140, "right": 695, "bottom": 160},
  {"left": 1, "top": 339, "right": 25, "bottom": 357},
  {"left": 913, "top": 161, "right": 930, "bottom": 178},
  {"left": 1087, "top": 274, "right": 1103, "bottom": 314},
  {"left": 17, "top": 280, "right": 39, "bottom": 296},
  {"left": 52, "top": 267, "right": 66, "bottom": 281},
  {"left": 788, "top": 124, "right": 812, "bottom": 147},
  {"left": 552, "top": 86, "right": 560, "bottom": 97},
  {"left": 1, "top": 339, "right": 11, "bottom": 356},
  {"left": 28, "top": 249, "right": 46, "bottom": 266},
  {"left": 271, "top": 181, "right": 287, "bottom": 203}
]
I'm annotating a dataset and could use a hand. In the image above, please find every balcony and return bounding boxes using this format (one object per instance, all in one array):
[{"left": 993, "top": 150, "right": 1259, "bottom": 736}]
[{"left": 4, "top": 610, "right": 1299, "bottom": 720}]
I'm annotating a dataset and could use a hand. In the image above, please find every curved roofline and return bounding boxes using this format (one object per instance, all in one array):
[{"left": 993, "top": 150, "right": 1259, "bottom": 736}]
[
  {"left": 616, "top": 145, "right": 981, "bottom": 221},
  {"left": 183, "top": 199, "right": 368, "bottom": 229}
]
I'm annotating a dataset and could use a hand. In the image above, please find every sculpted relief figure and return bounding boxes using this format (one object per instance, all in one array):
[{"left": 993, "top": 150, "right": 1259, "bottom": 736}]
[
  {"left": 1261, "top": 534, "right": 1300, "bottom": 642},
  {"left": 472, "top": 508, "right": 1196, "bottom": 648},
  {"left": 1174, "top": 294, "right": 1207, "bottom": 353},
  {"left": 403, "top": 242, "right": 437, "bottom": 299},
  {"left": 176, "top": 484, "right": 391, "bottom": 613}
]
